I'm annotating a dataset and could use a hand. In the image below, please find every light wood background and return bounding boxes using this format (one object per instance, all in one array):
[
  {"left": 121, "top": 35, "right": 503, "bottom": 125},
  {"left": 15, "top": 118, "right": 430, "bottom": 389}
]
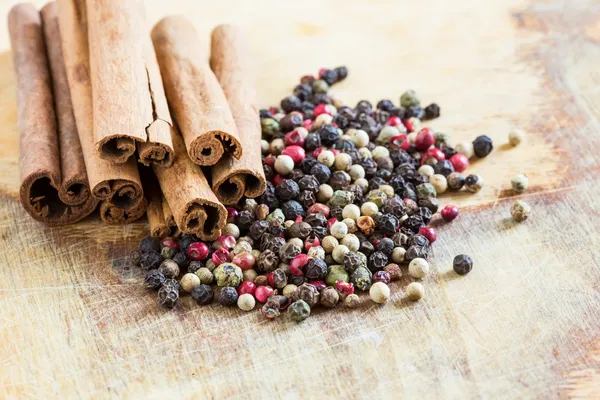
[{"left": 0, "top": 0, "right": 599, "bottom": 398}]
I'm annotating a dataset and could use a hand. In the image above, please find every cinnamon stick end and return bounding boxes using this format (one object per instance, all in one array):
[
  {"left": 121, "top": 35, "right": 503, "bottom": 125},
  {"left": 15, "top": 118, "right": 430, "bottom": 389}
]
[
  {"left": 190, "top": 130, "right": 242, "bottom": 166},
  {"left": 97, "top": 136, "right": 137, "bottom": 163}
]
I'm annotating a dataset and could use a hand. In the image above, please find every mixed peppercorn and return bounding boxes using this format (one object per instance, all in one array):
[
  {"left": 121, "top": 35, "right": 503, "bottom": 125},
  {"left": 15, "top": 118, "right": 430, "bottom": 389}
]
[{"left": 125, "top": 66, "right": 538, "bottom": 321}]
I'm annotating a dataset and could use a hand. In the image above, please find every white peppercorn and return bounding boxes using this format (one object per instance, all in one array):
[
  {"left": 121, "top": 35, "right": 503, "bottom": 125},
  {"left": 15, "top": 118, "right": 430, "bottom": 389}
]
[
  {"left": 180, "top": 273, "right": 201, "bottom": 293},
  {"left": 355, "top": 178, "right": 369, "bottom": 191},
  {"left": 330, "top": 221, "right": 348, "bottom": 239},
  {"left": 334, "top": 153, "right": 353, "bottom": 171},
  {"left": 377, "top": 126, "right": 400, "bottom": 144},
  {"left": 345, "top": 293, "right": 360, "bottom": 308},
  {"left": 342, "top": 218, "right": 357, "bottom": 233},
  {"left": 418, "top": 164, "right": 435, "bottom": 178},
  {"left": 342, "top": 204, "right": 361, "bottom": 220},
  {"left": 269, "top": 138, "right": 285, "bottom": 155},
  {"left": 455, "top": 141, "right": 474, "bottom": 159},
  {"left": 340, "top": 234, "right": 360, "bottom": 252},
  {"left": 408, "top": 117, "right": 421, "bottom": 132},
  {"left": 288, "top": 237, "right": 304, "bottom": 249},
  {"left": 406, "top": 282, "right": 425, "bottom": 301},
  {"left": 391, "top": 247, "right": 406, "bottom": 263},
  {"left": 322, "top": 236, "right": 339, "bottom": 253},
  {"left": 430, "top": 174, "right": 448, "bottom": 194},
  {"left": 511, "top": 173, "right": 529, "bottom": 193},
  {"left": 508, "top": 129, "right": 524, "bottom": 146},
  {"left": 369, "top": 282, "right": 390, "bottom": 304},
  {"left": 358, "top": 148, "right": 372, "bottom": 159},
  {"left": 282, "top": 284, "right": 298, "bottom": 297},
  {"left": 351, "top": 129, "right": 370, "bottom": 148},
  {"left": 274, "top": 155, "right": 294, "bottom": 175},
  {"left": 232, "top": 241, "right": 253, "bottom": 256},
  {"left": 317, "top": 150, "right": 335, "bottom": 167},
  {"left": 238, "top": 293, "right": 256, "bottom": 311},
  {"left": 408, "top": 132, "right": 417, "bottom": 144},
  {"left": 360, "top": 202, "right": 379, "bottom": 217},
  {"left": 307, "top": 245, "right": 325, "bottom": 260},
  {"left": 313, "top": 113, "right": 333, "bottom": 129},
  {"left": 349, "top": 164, "right": 365, "bottom": 181},
  {"left": 222, "top": 223, "right": 240, "bottom": 239},
  {"left": 408, "top": 258, "right": 429, "bottom": 279},
  {"left": 371, "top": 146, "right": 390, "bottom": 161},
  {"left": 332, "top": 244, "right": 349, "bottom": 263},
  {"left": 317, "top": 184, "right": 334, "bottom": 203},
  {"left": 260, "top": 139, "right": 270, "bottom": 154},
  {"left": 379, "top": 185, "right": 394, "bottom": 198}
]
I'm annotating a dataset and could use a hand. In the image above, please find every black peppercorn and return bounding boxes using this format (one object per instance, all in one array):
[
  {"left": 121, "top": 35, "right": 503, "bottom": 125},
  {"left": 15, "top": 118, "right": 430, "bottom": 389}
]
[
  {"left": 402, "top": 187, "right": 417, "bottom": 202},
  {"left": 408, "top": 234, "right": 430, "bottom": 248},
  {"left": 328, "top": 171, "right": 350, "bottom": 190},
  {"left": 389, "top": 175, "right": 407, "bottom": 193},
  {"left": 262, "top": 163, "right": 274, "bottom": 182},
  {"left": 218, "top": 287, "right": 238, "bottom": 307},
  {"left": 305, "top": 212, "right": 327, "bottom": 227},
  {"left": 279, "top": 112, "right": 303, "bottom": 132},
  {"left": 257, "top": 249, "right": 279, "bottom": 273},
  {"left": 396, "top": 163, "right": 416, "bottom": 181},
  {"left": 343, "top": 251, "right": 362, "bottom": 274},
  {"left": 368, "top": 251, "right": 388, "bottom": 272},
  {"left": 298, "top": 190, "right": 316, "bottom": 207},
  {"left": 276, "top": 179, "right": 300, "bottom": 201},
  {"left": 311, "top": 93, "right": 331, "bottom": 105},
  {"left": 359, "top": 240, "right": 375, "bottom": 256},
  {"left": 453, "top": 254, "right": 473, "bottom": 275},
  {"left": 390, "top": 150, "right": 413, "bottom": 168},
  {"left": 272, "top": 269, "right": 288, "bottom": 289},
  {"left": 361, "top": 158, "right": 378, "bottom": 179},
  {"left": 280, "top": 95, "right": 302, "bottom": 113},
  {"left": 297, "top": 175, "right": 319, "bottom": 193},
  {"left": 279, "top": 242, "right": 301, "bottom": 263},
  {"left": 320, "top": 69, "right": 338, "bottom": 85},
  {"left": 405, "top": 245, "right": 430, "bottom": 262},
  {"left": 139, "top": 237, "right": 161, "bottom": 253},
  {"left": 376, "top": 99, "right": 395, "bottom": 111},
  {"left": 378, "top": 214, "right": 399, "bottom": 236},
  {"left": 237, "top": 210, "right": 255, "bottom": 232},
  {"left": 158, "top": 284, "right": 179, "bottom": 308},
  {"left": 191, "top": 284, "right": 213, "bottom": 305},
  {"left": 473, "top": 135, "right": 493, "bottom": 157},
  {"left": 249, "top": 220, "right": 269, "bottom": 240},
  {"left": 318, "top": 125, "right": 340, "bottom": 146},
  {"left": 259, "top": 109, "right": 272, "bottom": 119},
  {"left": 355, "top": 100, "right": 373, "bottom": 114},
  {"left": 293, "top": 83, "right": 313, "bottom": 101},
  {"left": 288, "top": 221, "right": 312, "bottom": 240},
  {"left": 301, "top": 102, "right": 315, "bottom": 120},
  {"left": 268, "top": 219, "right": 285, "bottom": 237},
  {"left": 434, "top": 160, "right": 455, "bottom": 177},
  {"left": 144, "top": 270, "right": 166, "bottom": 290},
  {"left": 392, "top": 232, "right": 409, "bottom": 248},
  {"left": 305, "top": 258, "right": 328, "bottom": 281},
  {"left": 282, "top": 200, "right": 305, "bottom": 220},
  {"left": 171, "top": 251, "right": 190, "bottom": 269},
  {"left": 300, "top": 75, "right": 315, "bottom": 85},
  {"left": 417, "top": 207, "right": 433, "bottom": 224},
  {"left": 188, "top": 260, "right": 203, "bottom": 274},
  {"left": 423, "top": 103, "right": 441, "bottom": 120},
  {"left": 334, "top": 66, "right": 348, "bottom": 81},
  {"left": 289, "top": 275, "right": 305, "bottom": 286},
  {"left": 129, "top": 249, "right": 142, "bottom": 266},
  {"left": 382, "top": 196, "right": 405, "bottom": 217},
  {"left": 403, "top": 215, "right": 425, "bottom": 234},
  {"left": 140, "top": 251, "right": 162, "bottom": 270},
  {"left": 418, "top": 198, "right": 440, "bottom": 214},
  {"left": 310, "top": 163, "right": 331, "bottom": 184}
]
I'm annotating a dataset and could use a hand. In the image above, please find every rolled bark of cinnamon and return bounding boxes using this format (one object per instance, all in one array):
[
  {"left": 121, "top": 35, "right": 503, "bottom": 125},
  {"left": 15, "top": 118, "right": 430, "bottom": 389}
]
[
  {"left": 9, "top": 3, "right": 97, "bottom": 226},
  {"left": 142, "top": 169, "right": 170, "bottom": 238},
  {"left": 153, "top": 127, "right": 227, "bottom": 241},
  {"left": 210, "top": 25, "right": 267, "bottom": 205},
  {"left": 162, "top": 196, "right": 181, "bottom": 237},
  {"left": 151, "top": 16, "right": 242, "bottom": 167},
  {"left": 57, "top": 0, "right": 145, "bottom": 224},
  {"left": 86, "top": 0, "right": 174, "bottom": 166}
]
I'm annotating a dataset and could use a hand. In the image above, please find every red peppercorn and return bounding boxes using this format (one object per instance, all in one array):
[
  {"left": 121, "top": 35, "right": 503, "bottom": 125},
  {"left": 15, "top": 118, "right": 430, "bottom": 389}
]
[
  {"left": 314, "top": 104, "right": 331, "bottom": 118},
  {"left": 301, "top": 74, "right": 314, "bottom": 83},
  {"left": 387, "top": 116, "right": 402, "bottom": 127},
  {"left": 289, "top": 254, "right": 311, "bottom": 276},
  {"left": 268, "top": 106, "right": 279, "bottom": 115},
  {"left": 187, "top": 242, "right": 209, "bottom": 261},
  {"left": 226, "top": 207, "right": 239, "bottom": 223},
  {"left": 282, "top": 145, "right": 306, "bottom": 165},
  {"left": 317, "top": 68, "right": 327, "bottom": 78},
  {"left": 237, "top": 280, "right": 256, "bottom": 296},
  {"left": 327, "top": 218, "right": 338, "bottom": 231},
  {"left": 264, "top": 154, "right": 276, "bottom": 167},
  {"left": 284, "top": 129, "right": 305, "bottom": 147},
  {"left": 255, "top": 285, "right": 274, "bottom": 303},
  {"left": 212, "top": 247, "right": 231, "bottom": 265},
  {"left": 304, "top": 236, "right": 320, "bottom": 251},
  {"left": 331, "top": 149, "right": 340, "bottom": 156},
  {"left": 373, "top": 271, "right": 391, "bottom": 284},
  {"left": 424, "top": 147, "right": 445, "bottom": 161},
  {"left": 336, "top": 280, "right": 354, "bottom": 296},
  {"left": 404, "top": 119, "right": 414, "bottom": 133},
  {"left": 310, "top": 281, "right": 327, "bottom": 291},
  {"left": 272, "top": 173, "right": 286, "bottom": 187},
  {"left": 441, "top": 205, "right": 459, "bottom": 222},
  {"left": 307, "top": 203, "right": 330, "bottom": 217},
  {"left": 232, "top": 252, "right": 256, "bottom": 270},
  {"left": 295, "top": 216, "right": 303, "bottom": 223},
  {"left": 390, "top": 134, "right": 410, "bottom": 151},
  {"left": 312, "top": 147, "right": 325, "bottom": 158},
  {"left": 419, "top": 226, "right": 437, "bottom": 243},
  {"left": 267, "top": 272, "right": 275, "bottom": 287},
  {"left": 414, "top": 128, "right": 435, "bottom": 151},
  {"left": 302, "top": 119, "right": 313, "bottom": 130},
  {"left": 161, "top": 238, "right": 178, "bottom": 249},
  {"left": 214, "top": 235, "right": 236, "bottom": 250},
  {"left": 449, "top": 153, "right": 470, "bottom": 173}
]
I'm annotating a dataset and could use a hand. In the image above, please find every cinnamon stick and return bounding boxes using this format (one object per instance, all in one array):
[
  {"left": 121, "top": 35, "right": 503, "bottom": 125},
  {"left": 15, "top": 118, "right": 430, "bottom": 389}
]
[
  {"left": 153, "top": 127, "right": 227, "bottom": 241},
  {"left": 162, "top": 196, "right": 181, "bottom": 237},
  {"left": 86, "top": 0, "right": 174, "bottom": 166},
  {"left": 151, "top": 16, "right": 242, "bottom": 167},
  {"left": 99, "top": 199, "right": 148, "bottom": 225},
  {"left": 10, "top": 3, "right": 97, "bottom": 226},
  {"left": 142, "top": 168, "right": 170, "bottom": 238},
  {"left": 210, "top": 25, "right": 267, "bottom": 205},
  {"left": 57, "top": 0, "right": 145, "bottom": 223}
]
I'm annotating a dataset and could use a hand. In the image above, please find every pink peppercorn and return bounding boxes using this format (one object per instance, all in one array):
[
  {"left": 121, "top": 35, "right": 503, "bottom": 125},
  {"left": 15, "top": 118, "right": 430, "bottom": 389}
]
[
  {"left": 414, "top": 128, "right": 435, "bottom": 151},
  {"left": 312, "top": 147, "right": 324, "bottom": 158},
  {"left": 302, "top": 119, "right": 313, "bottom": 130},
  {"left": 390, "top": 134, "right": 410, "bottom": 151},
  {"left": 161, "top": 238, "right": 178, "bottom": 249},
  {"left": 336, "top": 280, "right": 354, "bottom": 296},
  {"left": 284, "top": 129, "right": 305, "bottom": 147},
  {"left": 373, "top": 271, "right": 391, "bottom": 284},
  {"left": 327, "top": 218, "right": 338, "bottom": 231},
  {"left": 304, "top": 236, "right": 320, "bottom": 251},
  {"left": 282, "top": 145, "right": 306, "bottom": 165},
  {"left": 310, "top": 281, "right": 327, "bottom": 291},
  {"left": 214, "top": 235, "right": 236, "bottom": 250},
  {"left": 314, "top": 104, "right": 332, "bottom": 118},
  {"left": 268, "top": 106, "right": 279, "bottom": 115},
  {"left": 255, "top": 285, "right": 275, "bottom": 303},
  {"left": 423, "top": 147, "right": 445, "bottom": 162},
  {"left": 449, "top": 153, "right": 470, "bottom": 173},
  {"left": 331, "top": 149, "right": 340, "bottom": 156},
  {"left": 419, "top": 226, "right": 437, "bottom": 243},
  {"left": 403, "top": 198, "right": 418, "bottom": 212},
  {"left": 272, "top": 174, "right": 286, "bottom": 187},
  {"left": 307, "top": 203, "right": 330, "bottom": 217},
  {"left": 187, "top": 242, "right": 209, "bottom": 261},
  {"left": 232, "top": 252, "right": 256, "bottom": 270},
  {"left": 267, "top": 272, "right": 275, "bottom": 287},
  {"left": 318, "top": 68, "right": 327, "bottom": 78},
  {"left": 387, "top": 116, "right": 402, "bottom": 127},
  {"left": 237, "top": 280, "right": 256, "bottom": 296},
  {"left": 404, "top": 119, "right": 414, "bottom": 132},
  {"left": 441, "top": 205, "right": 459, "bottom": 222},
  {"left": 263, "top": 154, "right": 276, "bottom": 167},
  {"left": 289, "top": 254, "right": 311, "bottom": 276},
  {"left": 212, "top": 247, "right": 231, "bottom": 265},
  {"left": 226, "top": 207, "right": 239, "bottom": 223}
]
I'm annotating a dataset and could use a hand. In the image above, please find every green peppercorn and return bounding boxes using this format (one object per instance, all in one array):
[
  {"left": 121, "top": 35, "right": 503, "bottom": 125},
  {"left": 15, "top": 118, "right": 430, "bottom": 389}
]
[
  {"left": 195, "top": 267, "right": 214, "bottom": 284},
  {"left": 327, "top": 190, "right": 355, "bottom": 208},
  {"left": 288, "top": 300, "right": 311, "bottom": 322},
  {"left": 261, "top": 117, "right": 280, "bottom": 137},
  {"left": 326, "top": 265, "right": 349, "bottom": 286},
  {"left": 266, "top": 208, "right": 285, "bottom": 223},
  {"left": 213, "top": 263, "right": 243, "bottom": 287},
  {"left": 365, "top": 190, "right": 388, "bottom": 208},
  {"left": 400, "top": 90, "right": 420, "bottom": 108},
  {"left": 351, "top": 266, "right": 372, "bottom": 291},
  {"left": 416, "top": 183, "right": 437, "bottom": 200},
  {"left": 160, "top": 246, "right": 176, "bottom": 260},
  {"left": 312, "top": 79, "right": 329, "bottom": 93}
]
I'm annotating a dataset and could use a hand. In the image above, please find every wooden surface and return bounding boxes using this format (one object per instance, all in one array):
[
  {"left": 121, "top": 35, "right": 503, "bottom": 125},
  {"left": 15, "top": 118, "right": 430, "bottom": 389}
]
[{"left": 1, "top": 0, "right": 599, "bottom": 398}]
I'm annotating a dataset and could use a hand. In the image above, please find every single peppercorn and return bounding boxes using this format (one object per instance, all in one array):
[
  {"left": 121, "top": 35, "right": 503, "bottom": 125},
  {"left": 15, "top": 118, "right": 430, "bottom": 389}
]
[
  {"left": 409, "top": 258, "right": 429, "bottom": 279},
  {"left": 465, "top": 174, "right": 484, "bottom": 193},
  {"left": 320, "top": 287, "right": 340, "bottom": 308},
  {"left": 473, "top": 135, "right": 493, "bottom": 157},
  {"left": 369, "top": 282, "right": 390, "bottom": 304},
  {"left": 453, "top": 254, "right": 473, "bottom": 275},
  {"left": 191, "top": 284, "right": 213, "bottom": 305},
  {"left": 158, "top": 284, "right": 179, "bottom": 308},
  {"left": 213, "top": 263, "right": 243, "bottom": 287},
  {"left": 276, "top": 179, "right": 300, "bottom": 200},
  {"left": 326, "top": 265, "right": 349, "bottom": 286},
  {"left": 378, "top": 213, "right": 400, "bottom": 235},
  {"left": 272, "top": 269, "right": 288, "bottom": 289},
  {"left": 423, "top": 103, "right": 440, "bottom": 120},
  {"left": 129, "top": 249, "right": 142, "bottom": 266},
  {"left": 282, "top": 200, "right": 306, "bottom": 220},
  {"left": 447, "top": 172, "right": 465, "bottom": 190},
  {"left": 218, "top": 287, "right": 239, "bottom": 307},
  {"left": 140, "top": 251, "right": 162, "bottom": 270},
  {"left": 295, "top": 283, "right": 320, "bottom": 308},
  {"left": 305, "top": 258, "right": 328, "bottom": 281},
  {"left": 288, "top": 299, "right": 311, "bottom": 322},
  {"left": 508, "top": 129, "right": 524, "bottom": 146},
  {"left": 144, "top": 270, "right": 166, "bottom": 290},
  {"left": 511, "top": 173, "right": 529, "bottom": 193},
  {"left": 139, "top": 237, "right": 161, "bottom": 253},
  {"left": 368, "top": 251, "right": 388, "bottom": 271},
  {"left": 376, "top": 238, "right": 395, "bottom": 257},
  {"left": 511, "top": 200, "right": 531, "bottom": 222},
  {"left": 406, "top": 282, "right": 425, "bottom": 301},
  {"left": 159, "top": 259, "right": 180, "bottom": 278}
]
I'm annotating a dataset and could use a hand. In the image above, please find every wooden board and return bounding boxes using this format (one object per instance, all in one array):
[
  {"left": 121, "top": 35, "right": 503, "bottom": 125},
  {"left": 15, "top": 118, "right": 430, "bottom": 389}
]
[{"left": 1, "top": 0, "right": 599, "bottom": 398}]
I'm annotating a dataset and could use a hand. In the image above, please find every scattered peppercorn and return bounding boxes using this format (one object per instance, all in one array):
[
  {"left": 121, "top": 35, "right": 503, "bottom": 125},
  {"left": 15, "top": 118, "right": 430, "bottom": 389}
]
[
  {"left": 158, "top": 284, "right": 179, "bottom": 308},
  {"left": 218, "top": 287, "right": 239, "bottom": 307},
  {"left": 511, "top": 200, "right": 531, "bottom": 222},
  {"left": 369, "top": 282, "right": 390, "bottom": 304},
  {"left": 453, "top": 254, "right": 473, "bottom": 275},
  {"left": 511, "top": 173, "right": 529, "bottom": 193},
  {"left": 465, "top": 174, "right": 484, "bottom": 193},
  {"left": 144, "top": 270, "right": 166, "bottom": 290},
  {"left": 406, "top": 282, "right": 425, "bottom": 301},
  {"left": 472, "top": 135, "right": 494, "bottom": 157}
]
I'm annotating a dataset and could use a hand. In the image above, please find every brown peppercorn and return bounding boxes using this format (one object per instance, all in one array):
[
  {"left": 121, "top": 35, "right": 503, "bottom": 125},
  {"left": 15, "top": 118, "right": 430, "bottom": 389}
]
[
  {"left": 129, "top": 249, "right": 142, "bottom": 266},
  {"left": 288, "top": 221, "right": 312, "bottom": 239},
  {"left": 357, "top": 216, "right": 376, "bottom": 235},
  {"left": 294, "top": 283, "right": 320, "bottom": 308},
  {"left": 158, "top": 259, "right": 180, "bottom": 279},
  {"left": 257, "top": 249, "right": 280, "bottom": 273},
  {"left": 256, "top": 204, "right": 269, "bottom": 220},
  {"left": 272, "top": 269, "right": 288, "bottom": 289},
  {"left": 384, "top": 263, "right": 402, "bottom": 281},
  {"left": 255, "top": 275, "right": 268, "bottom": 286},
  {"left": 345, "top": 293, "right": 360, "bottom": 308},
  {"left": 320, "top": 287, "right": 340, "bottom": 308},
  {"left": 279, "top": 242, "right": 301, "bottom": 263}
]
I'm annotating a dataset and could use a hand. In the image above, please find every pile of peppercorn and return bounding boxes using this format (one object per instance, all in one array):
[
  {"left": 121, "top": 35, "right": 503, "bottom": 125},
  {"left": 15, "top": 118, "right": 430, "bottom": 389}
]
[{"left": 131, "top": 66, "right": 490, "bottom": 320}]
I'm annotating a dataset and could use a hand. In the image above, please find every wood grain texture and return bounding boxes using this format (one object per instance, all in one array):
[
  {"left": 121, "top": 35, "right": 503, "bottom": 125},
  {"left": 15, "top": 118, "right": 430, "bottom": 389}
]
[{"left": 0, "top": 0, "right": 599, "bottom": 398}]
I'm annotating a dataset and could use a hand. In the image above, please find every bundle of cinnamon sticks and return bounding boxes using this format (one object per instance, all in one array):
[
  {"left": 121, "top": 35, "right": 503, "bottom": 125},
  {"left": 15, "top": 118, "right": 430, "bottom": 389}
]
[{"left": 9, "top": 1, "right": 265, "bottom": 240}]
